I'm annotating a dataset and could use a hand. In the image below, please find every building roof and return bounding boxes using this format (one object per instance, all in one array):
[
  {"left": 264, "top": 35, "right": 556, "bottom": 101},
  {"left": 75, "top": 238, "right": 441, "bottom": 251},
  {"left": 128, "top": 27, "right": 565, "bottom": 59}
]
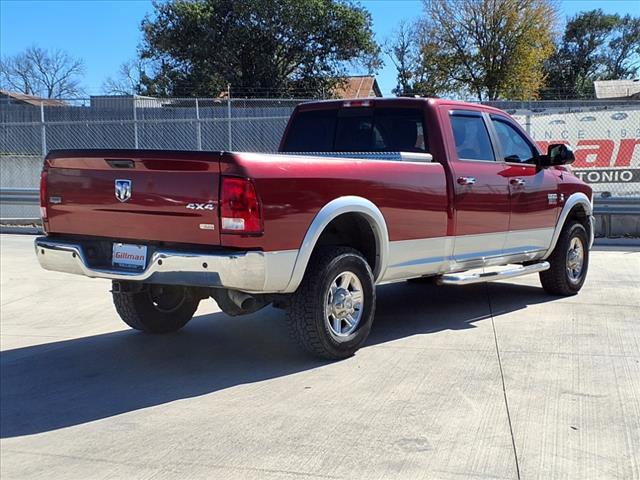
[
  {"left": 593, "top": 79, "right": 640, "bottom": 100},
  {"left": 333, "top": 76, "right": 382, "bottom": 99},
  {"left": 0, "top": 89, "right": 67, "bottom": 107}
]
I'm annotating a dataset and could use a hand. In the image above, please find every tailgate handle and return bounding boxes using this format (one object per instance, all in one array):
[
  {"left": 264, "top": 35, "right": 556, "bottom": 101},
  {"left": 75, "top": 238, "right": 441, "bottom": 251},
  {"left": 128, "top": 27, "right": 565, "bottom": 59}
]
[{"left": 106, "top": 159, "right": 135, "bottom": 168}]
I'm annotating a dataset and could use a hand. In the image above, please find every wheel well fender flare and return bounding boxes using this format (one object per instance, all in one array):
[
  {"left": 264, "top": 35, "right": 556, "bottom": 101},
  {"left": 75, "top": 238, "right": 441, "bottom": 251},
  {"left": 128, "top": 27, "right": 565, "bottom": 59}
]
[
  {"left": 283, "top": 196, "right": 390, "bottom": 293},
  {"left": 543, "top": 192, "right": 593, "bottom": 259}
]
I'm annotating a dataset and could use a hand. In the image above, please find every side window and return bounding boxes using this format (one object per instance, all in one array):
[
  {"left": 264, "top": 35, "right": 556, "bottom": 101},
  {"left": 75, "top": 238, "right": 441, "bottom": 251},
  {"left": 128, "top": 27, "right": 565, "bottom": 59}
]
[
  {"left": 450, "top": 114, "right": 495, "bottom": 161},
  {"left": 492, "top": 118, "right": 536, "bottom": 164}
]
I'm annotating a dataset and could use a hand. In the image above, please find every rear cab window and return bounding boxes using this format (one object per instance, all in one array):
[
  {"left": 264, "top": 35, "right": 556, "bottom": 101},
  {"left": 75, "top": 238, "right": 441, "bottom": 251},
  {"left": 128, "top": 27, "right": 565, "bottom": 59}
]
[{"left": 281, "top": 107, "right": 427, "bottom": 153}]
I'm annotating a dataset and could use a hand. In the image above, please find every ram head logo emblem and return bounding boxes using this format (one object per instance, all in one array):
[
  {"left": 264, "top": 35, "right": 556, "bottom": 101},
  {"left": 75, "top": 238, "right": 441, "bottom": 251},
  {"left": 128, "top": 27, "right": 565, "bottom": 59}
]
[{"left": 115, "top": 179, "right": 132, "bottom": 202}]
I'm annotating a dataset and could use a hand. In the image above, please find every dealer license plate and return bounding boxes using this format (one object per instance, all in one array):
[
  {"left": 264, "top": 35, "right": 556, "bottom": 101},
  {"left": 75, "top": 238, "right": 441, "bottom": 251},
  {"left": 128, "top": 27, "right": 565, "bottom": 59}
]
[{"left": 112, "top": 243, "right": 148, "bottom": 270}]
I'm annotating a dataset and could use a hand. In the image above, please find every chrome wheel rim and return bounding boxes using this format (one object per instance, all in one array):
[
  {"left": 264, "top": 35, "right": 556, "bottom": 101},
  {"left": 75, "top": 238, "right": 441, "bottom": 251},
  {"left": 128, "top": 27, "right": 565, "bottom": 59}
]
[
  {"left": 325, "top": 271, "right": 364, "bottom": 337},
  {"left": 566, "top": 237, "right": 585, "bottom": 282}
]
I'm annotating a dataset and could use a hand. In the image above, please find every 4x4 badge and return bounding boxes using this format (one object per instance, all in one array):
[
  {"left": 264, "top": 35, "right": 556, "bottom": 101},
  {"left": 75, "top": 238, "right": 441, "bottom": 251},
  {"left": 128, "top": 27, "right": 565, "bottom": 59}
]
[
  {"left": 115, "top": 179, "right": 132, "bottom": 202},
  {"left": 186, "top": 203, "right": 215, "bottom": 210}
]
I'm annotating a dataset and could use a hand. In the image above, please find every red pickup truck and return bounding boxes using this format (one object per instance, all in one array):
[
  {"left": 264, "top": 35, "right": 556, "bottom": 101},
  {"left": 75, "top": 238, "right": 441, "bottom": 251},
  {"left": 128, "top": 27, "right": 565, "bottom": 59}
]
[{"left": 35, "top": 98, "right": 593, "bottom": 359}]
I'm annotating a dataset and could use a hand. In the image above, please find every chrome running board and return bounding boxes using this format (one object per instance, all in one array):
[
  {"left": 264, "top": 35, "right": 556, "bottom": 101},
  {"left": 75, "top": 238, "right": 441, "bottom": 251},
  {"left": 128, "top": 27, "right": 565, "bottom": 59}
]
[{"left": 437, "top": 262, "right": 550, "bottom": 286}]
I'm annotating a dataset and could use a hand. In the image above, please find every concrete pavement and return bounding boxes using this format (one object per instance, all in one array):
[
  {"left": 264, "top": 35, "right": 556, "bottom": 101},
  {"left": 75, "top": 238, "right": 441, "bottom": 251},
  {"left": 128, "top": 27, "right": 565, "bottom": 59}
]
[{"left": 1, "top": 233, "right": 639, "bottom": 479}]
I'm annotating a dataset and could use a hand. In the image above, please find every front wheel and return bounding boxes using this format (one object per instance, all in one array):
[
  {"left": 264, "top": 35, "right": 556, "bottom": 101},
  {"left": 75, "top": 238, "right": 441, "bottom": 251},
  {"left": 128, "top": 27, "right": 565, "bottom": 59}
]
[
  {"left": 286, "top": 247, "right": 376, "bottom": 360},
  {"left": 539, "top": 220, "right": 589, "bottom": 296},
  {"left": 112, "top": 283, "right": 200, "bottom": 333}
]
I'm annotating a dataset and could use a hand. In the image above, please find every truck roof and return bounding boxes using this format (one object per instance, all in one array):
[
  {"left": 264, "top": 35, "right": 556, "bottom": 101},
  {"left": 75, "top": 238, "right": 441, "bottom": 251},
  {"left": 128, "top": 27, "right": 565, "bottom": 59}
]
[{"left": 296, "top": 97, "right": 507, "bottom": 116}]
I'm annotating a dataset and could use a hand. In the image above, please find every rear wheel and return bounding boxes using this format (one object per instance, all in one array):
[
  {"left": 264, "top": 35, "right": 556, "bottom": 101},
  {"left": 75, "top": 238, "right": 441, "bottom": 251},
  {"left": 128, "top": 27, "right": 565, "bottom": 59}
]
[
  {"left": 286, "top": 247, "right": 376, "bottom": 360},
  {"left": 539, "top": 220, "right": 589, "bottom": 296},
  {"left": 112, "top": 283, "right": 200, "bottom": 333}
]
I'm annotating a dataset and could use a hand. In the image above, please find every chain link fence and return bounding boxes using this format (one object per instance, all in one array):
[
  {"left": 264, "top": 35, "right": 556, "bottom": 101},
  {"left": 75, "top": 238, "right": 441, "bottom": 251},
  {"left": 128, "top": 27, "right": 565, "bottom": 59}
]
[
  {"left": 1, "top": 96, "right": 639, "bottom": 219},
  {"left": 502, "top": 101, "right": 640, "bottom": 199}
]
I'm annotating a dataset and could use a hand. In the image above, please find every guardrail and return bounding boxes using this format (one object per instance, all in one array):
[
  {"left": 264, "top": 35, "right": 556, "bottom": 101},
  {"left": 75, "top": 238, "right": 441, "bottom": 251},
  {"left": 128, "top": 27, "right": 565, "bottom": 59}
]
[
  {"left": 593, "top": 196, "right": 640, "bottom": 215},
  {"left": 0, "top": 188, "right": 39, "bottom": 206},
  {"left": 593, "top": 196, "right": 640, "bottom": 238},
  {"left": 1, "top": 188, "right": 639, "bottom": 236}
]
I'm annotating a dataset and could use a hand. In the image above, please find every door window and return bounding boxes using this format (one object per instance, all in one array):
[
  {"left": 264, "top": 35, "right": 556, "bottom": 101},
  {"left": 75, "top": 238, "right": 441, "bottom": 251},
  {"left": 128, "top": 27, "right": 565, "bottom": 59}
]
[
  {"left": 450, "top": 114, "right": 495, "bottom": 161},
  {"left": 492, "top": 118, "right": 536, "bottom": 164}
]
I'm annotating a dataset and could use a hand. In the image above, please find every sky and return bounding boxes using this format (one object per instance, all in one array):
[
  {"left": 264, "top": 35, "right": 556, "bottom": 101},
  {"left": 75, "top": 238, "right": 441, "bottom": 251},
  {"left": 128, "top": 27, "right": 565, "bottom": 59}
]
[{"left": 1, "top": 0, "right": 638, "bottom": 97}]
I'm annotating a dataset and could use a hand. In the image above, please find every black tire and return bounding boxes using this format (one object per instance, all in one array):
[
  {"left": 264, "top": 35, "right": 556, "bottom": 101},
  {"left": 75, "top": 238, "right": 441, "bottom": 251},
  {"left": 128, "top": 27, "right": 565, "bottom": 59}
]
[
  {"left": 539, "top": 220, "right": 589, "bottom": 296},
  {"left": 112, "top": 283, "right": 200, "bottom": 333},
  {"left": 286, "top": 247, "right": 376, "bottom": 360}
]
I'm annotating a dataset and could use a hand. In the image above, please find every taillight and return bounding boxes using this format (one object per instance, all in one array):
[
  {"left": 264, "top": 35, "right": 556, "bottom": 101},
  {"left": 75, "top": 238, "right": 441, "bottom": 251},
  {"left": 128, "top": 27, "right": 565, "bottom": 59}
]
[
  {"left": 39, "top": 170, "right": 48, "bottom": 221},
  {"left": 220, "top": 176, "right": 262, "bottom": 234}
]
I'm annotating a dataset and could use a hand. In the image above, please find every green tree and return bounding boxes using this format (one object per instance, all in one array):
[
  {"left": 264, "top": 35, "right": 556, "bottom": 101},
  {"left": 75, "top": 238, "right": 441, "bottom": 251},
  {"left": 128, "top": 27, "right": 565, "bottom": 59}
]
[
  {"left": 542, "top": 10, "right": 640, "bottom": 99},
  {"left": 139, "top": 0, "right": 380, "bottom": 97},
  {"left": 604, "top": 15, "right": 640, "bottom": 80},
  {"left": 401, "top": 0, "right": 558, "bottom": 101}
]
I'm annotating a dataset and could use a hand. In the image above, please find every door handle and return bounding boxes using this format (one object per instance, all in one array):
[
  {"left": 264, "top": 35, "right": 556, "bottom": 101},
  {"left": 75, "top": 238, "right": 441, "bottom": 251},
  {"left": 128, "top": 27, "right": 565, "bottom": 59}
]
[
  {"left": 510, "top": 178, "right": 526, "bottom": 187},
  {"left": 457, "top": 176, "right": 476, "bottom": 185}
]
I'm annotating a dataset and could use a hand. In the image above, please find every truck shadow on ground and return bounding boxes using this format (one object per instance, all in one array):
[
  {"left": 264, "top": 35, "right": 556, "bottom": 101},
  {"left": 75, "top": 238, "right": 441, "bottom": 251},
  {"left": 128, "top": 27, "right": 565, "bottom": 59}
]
[{"left": 1, "top": 281, "right": 554, "bottom": 438}]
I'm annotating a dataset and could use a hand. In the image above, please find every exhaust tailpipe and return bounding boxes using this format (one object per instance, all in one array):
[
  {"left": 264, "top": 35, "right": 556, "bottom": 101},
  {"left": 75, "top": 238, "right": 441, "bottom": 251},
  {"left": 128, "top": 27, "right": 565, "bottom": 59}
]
[{"left": 227, "top": 290, "right": 258, "bottom": 310}]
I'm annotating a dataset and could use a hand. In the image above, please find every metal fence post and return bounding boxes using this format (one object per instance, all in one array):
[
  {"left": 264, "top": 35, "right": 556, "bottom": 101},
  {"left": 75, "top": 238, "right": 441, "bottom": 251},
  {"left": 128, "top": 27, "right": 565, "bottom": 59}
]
[
  {"left": 40, "top": 101, "right": 47, "bottom": 156},
  {"left": 133, "top": 96, "right": 139, "bottom": 149},
  {"left": 195, "top": 98, "right": 202, "bottom": 150},
  {"left": 227, "top": 84, "right": 232, "bottom": 151}
]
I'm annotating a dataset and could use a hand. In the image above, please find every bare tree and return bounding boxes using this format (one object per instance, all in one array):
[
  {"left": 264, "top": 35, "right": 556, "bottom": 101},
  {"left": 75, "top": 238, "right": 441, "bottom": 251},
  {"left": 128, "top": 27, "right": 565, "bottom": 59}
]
[
  {"left": 385, "top": 21, "right": 419, "bottom": 96},
  {"left": 0, "top": 46, "right": 85, "bottom": 98},
  {"left": 386, "top": 20, "right": 454, "bottom": 98},
  {"left": 102, "top": 60, "right": 147, "bottom": 95}
]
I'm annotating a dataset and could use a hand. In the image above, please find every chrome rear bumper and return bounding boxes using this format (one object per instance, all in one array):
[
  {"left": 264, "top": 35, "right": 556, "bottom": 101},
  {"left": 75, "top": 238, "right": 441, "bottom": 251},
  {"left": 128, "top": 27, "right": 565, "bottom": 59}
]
[{"left": 34, "top": 237, "right": 297, "bottom": 293}]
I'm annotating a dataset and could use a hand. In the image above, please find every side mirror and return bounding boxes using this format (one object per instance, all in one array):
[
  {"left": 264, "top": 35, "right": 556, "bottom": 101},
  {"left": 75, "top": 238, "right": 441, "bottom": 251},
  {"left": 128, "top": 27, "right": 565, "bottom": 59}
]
[{"left": 538, "top": 144, "right": 575, "bottom": 168}]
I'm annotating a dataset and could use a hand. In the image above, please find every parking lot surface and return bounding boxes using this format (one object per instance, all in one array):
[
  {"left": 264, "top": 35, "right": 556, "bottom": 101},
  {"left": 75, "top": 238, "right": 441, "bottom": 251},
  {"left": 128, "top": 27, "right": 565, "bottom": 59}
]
[{"left": 1, "top": 233, "right": 639, "bottom": 480}]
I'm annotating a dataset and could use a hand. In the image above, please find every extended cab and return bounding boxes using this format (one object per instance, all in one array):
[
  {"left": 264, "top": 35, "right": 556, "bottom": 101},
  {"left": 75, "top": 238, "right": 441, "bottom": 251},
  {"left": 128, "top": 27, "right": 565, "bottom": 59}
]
[{"left": 35, "top": 98, "right": 594, "bottom": 359}]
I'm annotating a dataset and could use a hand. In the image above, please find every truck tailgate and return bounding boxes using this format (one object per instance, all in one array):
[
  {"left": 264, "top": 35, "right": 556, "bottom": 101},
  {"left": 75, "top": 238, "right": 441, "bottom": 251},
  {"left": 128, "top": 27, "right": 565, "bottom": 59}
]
[{"left": 44, "top": 150, "right": 222, "bottom": 245}]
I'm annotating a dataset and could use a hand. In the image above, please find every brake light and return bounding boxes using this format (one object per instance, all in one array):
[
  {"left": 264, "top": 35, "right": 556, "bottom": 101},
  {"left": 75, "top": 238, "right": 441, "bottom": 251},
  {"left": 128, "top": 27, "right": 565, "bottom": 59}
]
[
  {"left": 220, "top": 177, "right": 262, "bottom": 233},
  {"left": 343, "top": 99, "right": 371, "bottom": 108},
  {"left": 39, "top": 170, "right": 48, "bottom": 221}
]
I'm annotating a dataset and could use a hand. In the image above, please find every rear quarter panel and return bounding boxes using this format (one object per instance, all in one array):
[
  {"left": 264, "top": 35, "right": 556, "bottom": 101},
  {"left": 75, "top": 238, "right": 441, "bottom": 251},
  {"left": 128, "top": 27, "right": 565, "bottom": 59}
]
[{"left": 220, "top": 152, "right": 448, "bottom": 252}]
